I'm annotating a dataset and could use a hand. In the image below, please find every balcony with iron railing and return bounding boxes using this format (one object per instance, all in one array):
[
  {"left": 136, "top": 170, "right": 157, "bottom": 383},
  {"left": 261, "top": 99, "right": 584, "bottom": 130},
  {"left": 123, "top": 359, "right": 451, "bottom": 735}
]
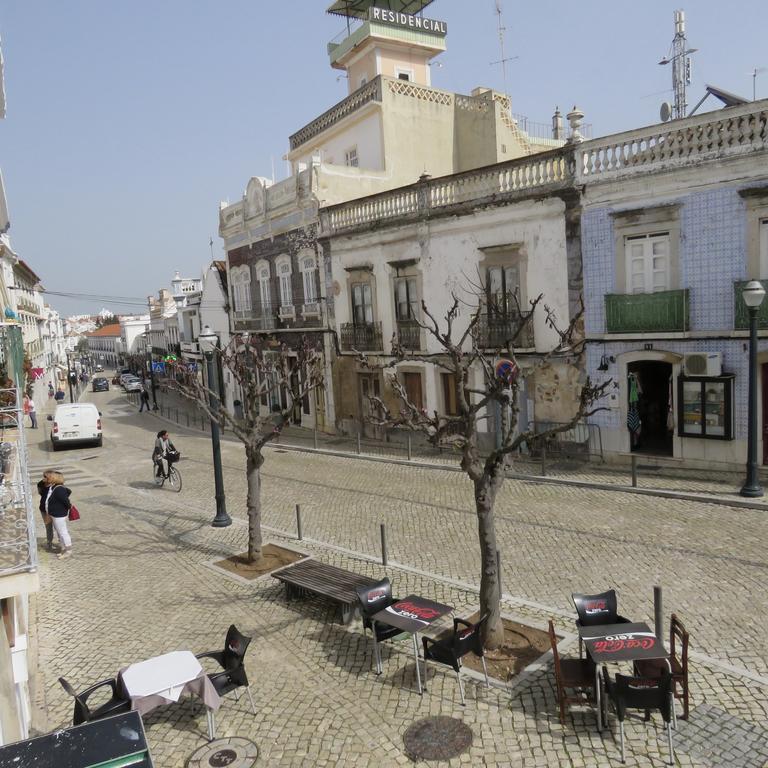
[
  {"left": 604, "top": 289, "right": 690, "bottom": 333},
  {"left": 340, "top": 322, "right": 383, "bottom": 352},
  {"left": 476, "top": 311, "right": 535, "bottom": 350},
  {"left": 734, "top": 280, "right": 768, "bottom": 329},
  {"left": 396, "top": 319, "right": 422, "bottom": 350}
]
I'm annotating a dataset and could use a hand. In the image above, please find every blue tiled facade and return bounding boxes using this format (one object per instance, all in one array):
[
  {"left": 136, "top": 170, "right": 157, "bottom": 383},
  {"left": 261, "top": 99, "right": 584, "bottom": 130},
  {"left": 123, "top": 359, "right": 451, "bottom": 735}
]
[{"left": 582, "top": 185, "right": 766, "bottom": 455}]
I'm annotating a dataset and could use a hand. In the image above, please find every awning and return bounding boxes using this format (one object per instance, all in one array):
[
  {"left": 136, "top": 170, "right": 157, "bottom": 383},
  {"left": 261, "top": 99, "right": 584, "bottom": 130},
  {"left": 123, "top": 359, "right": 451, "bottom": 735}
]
[{"left": 327, "top": 0, "right": 435, "bottom": 19}]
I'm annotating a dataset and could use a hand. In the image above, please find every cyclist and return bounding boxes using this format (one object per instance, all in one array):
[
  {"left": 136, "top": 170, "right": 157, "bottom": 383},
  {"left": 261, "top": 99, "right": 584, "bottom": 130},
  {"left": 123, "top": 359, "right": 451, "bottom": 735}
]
[{"left": 152, "top": 430, "right": 179, "bottom": 479}]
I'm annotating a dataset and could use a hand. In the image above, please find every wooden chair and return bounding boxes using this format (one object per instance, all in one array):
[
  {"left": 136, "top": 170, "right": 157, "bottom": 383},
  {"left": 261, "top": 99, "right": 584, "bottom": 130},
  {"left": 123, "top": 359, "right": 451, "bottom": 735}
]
[
  {"left": 547, "top": 620, "right": 597, "bottom": 725},
  {"left": 634, "top": 613, "right": 690, "bottom": 719}
]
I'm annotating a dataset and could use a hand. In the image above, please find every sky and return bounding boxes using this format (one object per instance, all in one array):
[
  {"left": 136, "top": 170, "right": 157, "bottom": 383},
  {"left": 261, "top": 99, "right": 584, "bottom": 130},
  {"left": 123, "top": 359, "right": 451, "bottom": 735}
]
[{"left": 1, "top": 0, "right": 767, "bottom": 317}]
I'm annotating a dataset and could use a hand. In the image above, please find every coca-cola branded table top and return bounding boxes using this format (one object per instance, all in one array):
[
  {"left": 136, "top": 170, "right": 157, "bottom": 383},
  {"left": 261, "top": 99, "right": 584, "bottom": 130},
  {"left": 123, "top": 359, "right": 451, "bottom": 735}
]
[
  {"left": 580, "top": 622, "right": 669, "bottom": 664},
  {"left": 372, "top": 595, "right": 453, "bottom": 634}
]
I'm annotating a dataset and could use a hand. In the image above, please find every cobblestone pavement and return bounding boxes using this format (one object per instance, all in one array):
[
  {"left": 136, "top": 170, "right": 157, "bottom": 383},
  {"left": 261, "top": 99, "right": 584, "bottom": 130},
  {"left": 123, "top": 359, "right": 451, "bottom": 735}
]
[
  {"left": 149, "top": 387, "right": 768, "bottom": 506},
  {"left": 27, "top": 390, "right": 768, "bottom": 767}
]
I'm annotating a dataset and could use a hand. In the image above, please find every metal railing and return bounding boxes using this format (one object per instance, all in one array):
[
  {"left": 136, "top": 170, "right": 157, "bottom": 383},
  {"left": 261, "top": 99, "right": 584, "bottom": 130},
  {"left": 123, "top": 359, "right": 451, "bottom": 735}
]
[
  {"left": 340, "top": 322, "right": 383, "bottom": 352},
  {"left": 523, "top": 420, "right": 604, "bottom": 461},
  {"left": 605, "top": 289, "right": 689, "bottom": 333},
  {"left": 475, "top": 311, "right": 535, "bottom": 349},
  {"left": 0, "top": 388, "right": 37, "bottom": 577},
  {"left": 396, "top": 320, "right": 421, "bottom": 350}
]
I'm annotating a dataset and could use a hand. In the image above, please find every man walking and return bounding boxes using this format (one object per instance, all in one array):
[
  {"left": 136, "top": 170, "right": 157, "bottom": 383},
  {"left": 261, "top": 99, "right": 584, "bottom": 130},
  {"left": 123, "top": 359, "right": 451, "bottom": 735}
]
[
  {"left": 27, "top": 395, "right": 37, "bottom": 428},
  {"left": 139, "top": 386, "right": 151, "bottom": 412}
]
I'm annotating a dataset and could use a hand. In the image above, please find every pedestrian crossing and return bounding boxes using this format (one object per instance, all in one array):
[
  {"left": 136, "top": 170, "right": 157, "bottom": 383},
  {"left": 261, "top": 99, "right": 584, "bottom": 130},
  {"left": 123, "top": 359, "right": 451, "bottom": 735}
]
[{"left": 27, "top": 460, "right": 108, "bottom": 489}]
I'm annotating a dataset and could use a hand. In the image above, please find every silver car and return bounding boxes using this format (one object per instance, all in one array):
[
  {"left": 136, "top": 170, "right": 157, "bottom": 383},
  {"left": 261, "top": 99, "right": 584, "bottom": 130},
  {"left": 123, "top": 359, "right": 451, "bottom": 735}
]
[{"left": 123, "top": 378, "right": 143, "bottom": 393}]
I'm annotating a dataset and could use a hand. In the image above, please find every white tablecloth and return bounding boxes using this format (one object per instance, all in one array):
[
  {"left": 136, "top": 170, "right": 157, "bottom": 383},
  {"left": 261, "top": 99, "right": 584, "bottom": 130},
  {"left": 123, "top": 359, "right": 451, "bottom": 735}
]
[{"left": 122, "top": 650, "right": 203, "bottom": 702}]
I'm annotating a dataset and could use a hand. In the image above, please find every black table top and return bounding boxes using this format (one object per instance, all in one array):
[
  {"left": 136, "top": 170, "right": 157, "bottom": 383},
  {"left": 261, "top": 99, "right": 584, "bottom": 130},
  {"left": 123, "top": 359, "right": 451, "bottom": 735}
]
[
  {"left": 580, "top": 622, "right": 669, "bottom": 664},
  {"left": 0, "top": 712, "right": 152, "bottom": 768},
  {"left": 372, "top": 594, "right": 453, "bottom": 634}
]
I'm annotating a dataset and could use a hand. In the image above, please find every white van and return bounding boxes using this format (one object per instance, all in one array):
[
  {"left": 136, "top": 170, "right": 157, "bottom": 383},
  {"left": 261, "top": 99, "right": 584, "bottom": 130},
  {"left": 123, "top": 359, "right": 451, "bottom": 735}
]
[{"left": 50, "top": 403, "right": 102, "bottom": 450}]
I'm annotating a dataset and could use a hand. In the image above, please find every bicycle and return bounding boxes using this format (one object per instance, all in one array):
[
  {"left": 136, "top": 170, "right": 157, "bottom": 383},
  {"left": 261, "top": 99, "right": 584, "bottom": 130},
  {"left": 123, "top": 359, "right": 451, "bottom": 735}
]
[{"left": 152, "top": 460, "right": 182, "bottom": 492}]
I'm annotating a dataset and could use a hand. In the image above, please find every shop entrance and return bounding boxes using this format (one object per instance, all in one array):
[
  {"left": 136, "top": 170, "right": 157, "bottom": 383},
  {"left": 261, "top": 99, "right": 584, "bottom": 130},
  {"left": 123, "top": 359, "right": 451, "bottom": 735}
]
[
  {"left": 762, "top": 362, "right": 768, "bottom": 465},
  {"left": 627, "top": 361, "right": 673, "bottom": 456}
]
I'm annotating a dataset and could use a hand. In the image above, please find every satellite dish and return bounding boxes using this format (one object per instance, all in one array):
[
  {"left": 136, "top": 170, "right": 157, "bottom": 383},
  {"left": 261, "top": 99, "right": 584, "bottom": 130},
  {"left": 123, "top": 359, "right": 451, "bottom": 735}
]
[{"left": 660, "top": 101, "right": 672, "bottom": 122}]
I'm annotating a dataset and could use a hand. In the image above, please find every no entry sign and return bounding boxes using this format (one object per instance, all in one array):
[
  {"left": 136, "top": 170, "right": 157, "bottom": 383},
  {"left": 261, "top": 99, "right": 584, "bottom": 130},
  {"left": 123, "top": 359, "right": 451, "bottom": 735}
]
[{"left": 495, "top": 358, "right": 519, "bottom": 383}]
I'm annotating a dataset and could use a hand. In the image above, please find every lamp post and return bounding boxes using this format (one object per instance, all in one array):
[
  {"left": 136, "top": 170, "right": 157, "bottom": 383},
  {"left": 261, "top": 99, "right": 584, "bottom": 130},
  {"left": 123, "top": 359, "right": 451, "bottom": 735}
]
[
  {"left": 199, "top": 325, "right": 231, "bottom": 527},
  {"left": 740, "top": 280, "right": 766, "bottom": 498}
]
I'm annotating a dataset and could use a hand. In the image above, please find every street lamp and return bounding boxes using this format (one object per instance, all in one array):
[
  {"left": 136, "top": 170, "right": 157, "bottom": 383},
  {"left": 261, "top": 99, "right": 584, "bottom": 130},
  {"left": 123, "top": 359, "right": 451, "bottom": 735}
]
[
  {"left": 199, "top": 325, "right": 231, "bottom": 527},
  {"left": 740, "top": 280, "right": 766, "bottom": 498},
  {"left": 65, "top": 352, "right": 74, "bottom": 403}
]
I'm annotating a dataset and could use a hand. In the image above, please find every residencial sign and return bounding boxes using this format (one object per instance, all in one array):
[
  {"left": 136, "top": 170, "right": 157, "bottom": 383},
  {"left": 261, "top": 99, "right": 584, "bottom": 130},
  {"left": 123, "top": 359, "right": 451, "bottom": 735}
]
[{"left": 368, "top": 6, "right": 447, "bottom": 36}]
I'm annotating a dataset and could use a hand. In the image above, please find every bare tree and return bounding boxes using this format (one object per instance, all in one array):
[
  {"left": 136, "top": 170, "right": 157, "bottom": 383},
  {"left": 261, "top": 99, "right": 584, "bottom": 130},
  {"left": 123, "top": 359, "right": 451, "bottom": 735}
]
[
  {"left": 172, "top": 334, "right": 324, "bottom": 563},
  {"left": 360, "top": 291, "right": 610, "bottom": 648}
]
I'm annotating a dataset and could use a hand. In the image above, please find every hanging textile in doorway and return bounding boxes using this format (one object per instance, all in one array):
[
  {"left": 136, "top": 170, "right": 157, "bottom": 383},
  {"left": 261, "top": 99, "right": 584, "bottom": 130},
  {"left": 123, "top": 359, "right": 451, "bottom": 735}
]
[
  {"left": 627, "top": 372, "right": 642, "bottom": 440},
  {"left": 666, "top": 375, "right": 675, "bottom": 432}
]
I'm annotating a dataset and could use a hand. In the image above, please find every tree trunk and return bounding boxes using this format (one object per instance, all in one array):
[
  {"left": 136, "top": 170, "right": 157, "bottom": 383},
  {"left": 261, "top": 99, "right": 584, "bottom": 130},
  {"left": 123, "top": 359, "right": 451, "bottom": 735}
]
[
  {"left": 246, "top": 446, "right": 264, "bottom": 563},
  {"left": 475, "top": 471, "right": 505, "bottom": 649}
]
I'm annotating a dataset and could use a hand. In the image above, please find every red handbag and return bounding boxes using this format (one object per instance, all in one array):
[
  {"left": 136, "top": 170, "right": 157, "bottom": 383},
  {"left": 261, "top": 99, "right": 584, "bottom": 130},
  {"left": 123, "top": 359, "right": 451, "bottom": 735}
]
[{"left": 68, "top": 504, "right": 80, "bottom": 522}]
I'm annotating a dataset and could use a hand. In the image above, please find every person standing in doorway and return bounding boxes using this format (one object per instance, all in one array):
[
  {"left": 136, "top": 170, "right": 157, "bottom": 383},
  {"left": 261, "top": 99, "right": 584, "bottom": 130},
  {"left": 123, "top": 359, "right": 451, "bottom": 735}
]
[{"left": 139, "top": 386, "right": 151, "bottom": 412}]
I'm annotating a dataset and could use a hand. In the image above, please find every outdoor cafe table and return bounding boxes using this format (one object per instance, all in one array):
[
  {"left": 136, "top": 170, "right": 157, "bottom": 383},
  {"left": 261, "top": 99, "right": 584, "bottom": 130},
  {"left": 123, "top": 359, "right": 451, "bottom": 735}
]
[
  {"left": 579, "top": 622, "right": 669, "bottom": 731},
  {"left": 120, "top": 650, "right": 221, "bottom": 739},
  {"left": 371, "top": 594, "right": 453, "bottom": 695}
]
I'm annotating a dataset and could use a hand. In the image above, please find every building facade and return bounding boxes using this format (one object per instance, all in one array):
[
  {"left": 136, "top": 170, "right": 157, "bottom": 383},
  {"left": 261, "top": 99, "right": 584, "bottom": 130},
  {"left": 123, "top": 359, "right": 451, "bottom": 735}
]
[
  {"left": 579, "top": 99, "right": 768, "bottom": 467},
  {"left": 85, "top": 324, "right": 122, "bottom": 369},
  {"left": 220, "top": 0, "right": 569, "bottom": 432},
  {"left": 319, "top": 147, "right": 582, "bottom": 445}
]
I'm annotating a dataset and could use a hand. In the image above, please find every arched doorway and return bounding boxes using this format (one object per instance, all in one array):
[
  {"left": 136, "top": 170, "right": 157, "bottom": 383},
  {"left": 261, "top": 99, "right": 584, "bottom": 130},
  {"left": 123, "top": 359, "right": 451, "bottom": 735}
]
[{"left": 628, "top": 360, "right": 673, "bottom": 456}]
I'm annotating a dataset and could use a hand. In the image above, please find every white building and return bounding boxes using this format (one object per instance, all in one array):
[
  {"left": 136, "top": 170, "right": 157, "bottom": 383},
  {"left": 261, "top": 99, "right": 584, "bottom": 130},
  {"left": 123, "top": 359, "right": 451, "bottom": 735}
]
[
  {"left": 85, "top": 324, "right": 122, "bottom": 369},
  {"left": 120, "top": 315, "right": 150, "bottom": 363}
]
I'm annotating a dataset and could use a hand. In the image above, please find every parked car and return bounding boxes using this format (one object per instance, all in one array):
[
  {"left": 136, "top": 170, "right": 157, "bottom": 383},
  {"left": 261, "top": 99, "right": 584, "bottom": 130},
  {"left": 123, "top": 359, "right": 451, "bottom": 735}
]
[
  {"left": 123, "top": 379, "right": 142, "bottom": 393},
  {"left": 94, "top": 364, "right": 104, "bottom": 372},
  {"left": 92, "top": 376, "right": 109, "bottom": 392},
  {"left": 49, "top": 403, "right": 102, "bottom": 450},
  {"left": 119, "top": 373, "right": 138, "bottom": 387}
]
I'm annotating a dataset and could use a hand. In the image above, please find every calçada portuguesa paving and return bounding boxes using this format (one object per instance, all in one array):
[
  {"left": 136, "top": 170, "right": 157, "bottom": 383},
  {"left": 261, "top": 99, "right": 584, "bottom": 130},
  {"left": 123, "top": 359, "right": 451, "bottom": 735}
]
[{"left": 26, "top": 390, "right": 768, "bottom": 766}]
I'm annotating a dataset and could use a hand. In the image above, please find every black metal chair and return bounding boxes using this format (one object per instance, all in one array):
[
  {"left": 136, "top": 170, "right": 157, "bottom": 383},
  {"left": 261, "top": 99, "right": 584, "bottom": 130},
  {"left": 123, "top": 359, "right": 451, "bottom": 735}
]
[
  {"left": 355, "top": 578, "right": 402, "bottom": 675},
  {"left": 572, "top": 589, "right": 631, "bottom": 657},
  {"left": 602, "top": 669, "right": 674, "bottom": 765},
  {"left": 58, "top": 676, "right": 131, "bottom": 726},
  {"left": 196, "top": 624, "right": 255, "bottom": 714},
  {"left": 422, "top": 614, "right": 490, "bottom": 705}
]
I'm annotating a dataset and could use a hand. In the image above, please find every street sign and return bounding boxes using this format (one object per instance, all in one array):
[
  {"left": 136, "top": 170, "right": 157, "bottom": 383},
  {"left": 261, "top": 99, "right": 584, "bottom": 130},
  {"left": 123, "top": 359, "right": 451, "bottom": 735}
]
[
  {"left": 151, "top": 361, "right": 165, "bottom": 373},
  {"left": 495, "top": 358, "right": 519, "bottom": 383}
]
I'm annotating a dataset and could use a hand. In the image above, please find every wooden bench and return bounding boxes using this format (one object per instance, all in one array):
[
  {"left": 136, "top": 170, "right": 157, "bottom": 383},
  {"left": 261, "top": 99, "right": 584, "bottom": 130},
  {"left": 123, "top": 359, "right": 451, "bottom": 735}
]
[{"left": 271, "top": 558, "right": 378, "bottom": 624}]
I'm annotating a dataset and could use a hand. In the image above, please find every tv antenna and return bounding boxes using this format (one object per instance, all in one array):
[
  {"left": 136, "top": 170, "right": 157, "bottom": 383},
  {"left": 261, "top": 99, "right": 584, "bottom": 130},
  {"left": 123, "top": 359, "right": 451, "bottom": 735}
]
[
  {"left": 490, "top": 0, "right": 518, "bottom": 99},
  {"left": 750, "top": 67, "right": 768, "bottom": 101},
  {"left": 658, "top": 10, "right": 697, "bottom": 121}
]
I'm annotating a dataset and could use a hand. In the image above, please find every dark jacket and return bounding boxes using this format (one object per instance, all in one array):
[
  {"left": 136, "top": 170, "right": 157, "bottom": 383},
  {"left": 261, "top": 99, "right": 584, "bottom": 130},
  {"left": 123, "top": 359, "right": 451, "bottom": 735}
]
[
  {"left": 37, "top": 479, "right": 47, "bottom": 515},
  {"left": 44, "top": 485, "right": 72, "bottom": 518}
]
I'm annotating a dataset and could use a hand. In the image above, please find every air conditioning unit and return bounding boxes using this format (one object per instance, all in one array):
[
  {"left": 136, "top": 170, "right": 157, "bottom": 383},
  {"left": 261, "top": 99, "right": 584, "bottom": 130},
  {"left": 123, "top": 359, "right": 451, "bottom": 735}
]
[{"left": 683, "top": 352, "right": 722, "bottom": 377}]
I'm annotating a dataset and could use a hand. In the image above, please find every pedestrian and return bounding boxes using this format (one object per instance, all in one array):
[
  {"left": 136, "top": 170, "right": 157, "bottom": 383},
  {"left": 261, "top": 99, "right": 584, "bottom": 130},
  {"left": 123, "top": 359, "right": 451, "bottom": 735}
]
[
  {"left": 27, "top": 395, "right": 37, "bottom": 428},
  {"left": 139, "top": 386, "right": 151, "bottom": 412},
  {"left": 42, "top": 470, "right": 73, "bottom": 559},
  {"left": 37, "top": 473, "right": 54, "bottom": 551},
  {"left": 55, "top": 388, "right": 65, "bottom": 402},
  {"left": 48, "top": 382, "right": 54, "bottom": 399}
]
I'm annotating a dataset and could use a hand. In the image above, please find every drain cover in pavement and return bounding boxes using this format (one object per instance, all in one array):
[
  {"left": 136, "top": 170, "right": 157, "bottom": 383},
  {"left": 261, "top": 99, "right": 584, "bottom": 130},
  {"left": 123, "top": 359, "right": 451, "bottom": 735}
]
[
  {"left": 187, "top": 738, "right": 259, "bottom": 768},
  {"left": 403, "top": 716, "right": 473, "bottom": 761}
]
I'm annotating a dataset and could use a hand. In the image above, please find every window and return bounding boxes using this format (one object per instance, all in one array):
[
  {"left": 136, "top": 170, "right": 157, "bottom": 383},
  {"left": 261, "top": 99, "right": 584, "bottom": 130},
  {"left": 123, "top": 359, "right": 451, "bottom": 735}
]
[
  {"left": 625, "top": 233, "right": 670, "bottom": 294},
  {"left": 256, "top": 261, "right": 271, "bottom": 314},
  {"left": 678, "top": 374, "right": 734, "bottom": 440},
  {"left": 276, "top": 257, "right": 293, "bottom": 307},
  {"left": 394, "top": 277, "right": 419, "bottom": 321},
  {"left": 402, "top": 371, "right": 424, "bottom": 411},
  {"left": 360, "top": 76, "right": 368, "bottom": 88},
  {"left": 232, "top": 266, "right": 252, "bottom": 313},
  {"left": 351, "top": 282, "right": 373, "bottom": 325},
  {"left": 301, "top": 255, "right": 318, "bottom": 303},
  {"left": 760, "top": 219, "right": 768, "bottom": 278},
  {"left": 396, "top": 68, "right": 413, "bottom": 82},
  {"left": 486, "top": 265, "right": 520, "bottom": 315},
  {"left": 345, "top": 147, "right": 359, "bottom": 168}
]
